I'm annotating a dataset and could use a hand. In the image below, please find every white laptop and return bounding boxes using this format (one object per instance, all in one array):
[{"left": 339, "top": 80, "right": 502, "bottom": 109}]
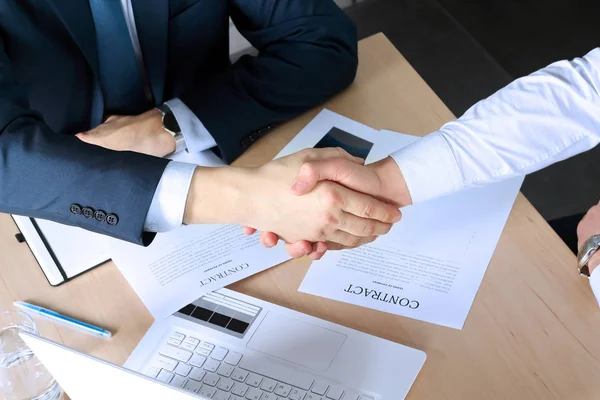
[{"left": 22, "top": 288, "right": 426, "bottom": 400}]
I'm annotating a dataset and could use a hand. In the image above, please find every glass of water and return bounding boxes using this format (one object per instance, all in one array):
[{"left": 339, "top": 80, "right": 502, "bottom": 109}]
[{"left": 0, "top": 311, "right": 62, "bottom": 400}]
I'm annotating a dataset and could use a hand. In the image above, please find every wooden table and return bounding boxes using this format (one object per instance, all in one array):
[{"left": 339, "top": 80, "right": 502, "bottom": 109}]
[{"left": 2, "top": 33, "right": 600, "bottom": 400}]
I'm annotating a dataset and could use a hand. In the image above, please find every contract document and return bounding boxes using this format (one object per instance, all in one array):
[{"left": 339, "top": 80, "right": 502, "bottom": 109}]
[
  {"left": 298, "top": 129, "right": 523, "bottom": 329},
  {"left": 110, "top": 149, "right": 290, "bottom": 320},
  {"left": 113, "top": 109, "right": 383, "bottom": 320}
]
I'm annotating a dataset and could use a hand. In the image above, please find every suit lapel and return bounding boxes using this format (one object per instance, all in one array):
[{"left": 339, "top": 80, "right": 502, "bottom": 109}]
[
  {"left": 46, "top": 0, "right": 100, "bottom": 79},
  {"left": 132, "top": 0, "right": 168, "bottom": 105}
]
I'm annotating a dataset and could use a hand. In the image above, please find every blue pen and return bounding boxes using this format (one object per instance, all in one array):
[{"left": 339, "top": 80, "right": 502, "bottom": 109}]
[{"left": 13, "top": 301, "right": 112, "bottom": 339}]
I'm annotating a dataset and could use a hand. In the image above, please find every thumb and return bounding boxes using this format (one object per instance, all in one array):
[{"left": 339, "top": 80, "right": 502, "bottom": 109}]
[
  {"left": 291, "top": 158, "right": 365, "bottom": 196},
  {"left": 291, "top": 163, "right": 319, "bottom": 195}
]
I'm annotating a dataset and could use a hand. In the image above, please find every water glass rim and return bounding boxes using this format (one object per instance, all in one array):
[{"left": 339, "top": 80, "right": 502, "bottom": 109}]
[{"left": 0, "top": 310, "right": 37, "bottom": 332}]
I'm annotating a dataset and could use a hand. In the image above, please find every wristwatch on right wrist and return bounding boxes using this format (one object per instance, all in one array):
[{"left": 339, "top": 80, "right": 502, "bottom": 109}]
[
  {"left": 577, "top": 234, "right": 600, "bottom": 277},
  {"left": 156, "top": 104, "right": 186, "bottom": 154}
]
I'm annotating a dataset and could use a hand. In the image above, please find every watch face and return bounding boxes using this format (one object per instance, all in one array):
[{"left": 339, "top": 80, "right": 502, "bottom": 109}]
[{"left": 164, "top": 111, "right": 181, "bottom": 133}]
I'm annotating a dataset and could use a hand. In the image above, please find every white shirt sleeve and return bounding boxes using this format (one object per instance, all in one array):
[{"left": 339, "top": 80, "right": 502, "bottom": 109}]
[
  {"left": 589, "top": 267, "right": 600, "bottom": 306},
  {"left": 142, "top": 100, "right": 218, "bottom": 233},
  {"left": 165, "top": 98, "right": 218, "bottom": 153},
  {"left": 143, "top": 161, "right": 196, "bottom": 232},
  {"left": 391, "top": 48, "right": 600, "bottom": 204}
]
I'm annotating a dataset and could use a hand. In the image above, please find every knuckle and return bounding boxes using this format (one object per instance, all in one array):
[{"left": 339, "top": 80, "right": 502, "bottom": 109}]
[
  {"left": 349, "top": 235, "right": 362, "bottom": 247},
  {"left": 323, "top": 212, "right": 339, "bottom": 226},
  {"left": 363, "top": 202, "right": 376, "bottom": 218},
  {"left": 315, "top": 228, "right": 327, "bottom": 241},
  {"left": 323, "top": 187, "right": 343, "bottom": 207},
  {"left": 362, "top": 221, "right": 376, "bottom": 237}
]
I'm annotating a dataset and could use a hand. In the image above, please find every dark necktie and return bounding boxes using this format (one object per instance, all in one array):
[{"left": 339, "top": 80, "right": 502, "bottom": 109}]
[{"left": 89, "top": 0, "right": 149, "bottom": 115}]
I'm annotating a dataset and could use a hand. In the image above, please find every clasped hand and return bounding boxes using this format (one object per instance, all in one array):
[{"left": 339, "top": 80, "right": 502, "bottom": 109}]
[
  {"left": 235, "top": 148, "right": 402, "bottom": 249},
  {"left": 243, "top": 152, "right": 412, "bottom": 259},
  {"left": 75, "top": 112, "right": 405, "bottom": 253}
]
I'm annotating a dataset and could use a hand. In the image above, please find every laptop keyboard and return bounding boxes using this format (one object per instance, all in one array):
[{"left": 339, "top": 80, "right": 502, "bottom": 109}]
[{"left": 144, "top": 331, "right": 375, "bottom": 400}]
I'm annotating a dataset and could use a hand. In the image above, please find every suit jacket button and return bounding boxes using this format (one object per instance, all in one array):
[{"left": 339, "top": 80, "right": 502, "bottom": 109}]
[
  {"left": 82, "top": 207, "right": 94, "bottom": 219},
  {"left": 106, "top": 214, "right": 119, "bottom": 226},
  {"left": 94, "top": 210, "right": 107, "bottom": 222},
  {"left": 69, "top": 204, "right": 82, "bottom": 215}
]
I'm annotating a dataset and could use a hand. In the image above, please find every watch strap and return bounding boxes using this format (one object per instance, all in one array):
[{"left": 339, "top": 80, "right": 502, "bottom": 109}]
[
  {"left": 156, "top": 104, "right": 187, "bottom": 154},
  {"left": 578, "top": 234, "right": 600, "bottom": 277}
]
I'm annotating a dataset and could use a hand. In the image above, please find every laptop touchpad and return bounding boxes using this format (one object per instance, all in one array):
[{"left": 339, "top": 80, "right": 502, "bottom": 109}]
[{"left": 246, "top": 312, "right": 347, "bottom": 372}]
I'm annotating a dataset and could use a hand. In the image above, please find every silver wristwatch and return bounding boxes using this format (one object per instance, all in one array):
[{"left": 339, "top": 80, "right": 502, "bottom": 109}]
[
  {"left": 577, "top": 234, "right": 600, "bottom": 277},
  {"left": 156, "top": 104, "right": 186, "bottom": 154}
]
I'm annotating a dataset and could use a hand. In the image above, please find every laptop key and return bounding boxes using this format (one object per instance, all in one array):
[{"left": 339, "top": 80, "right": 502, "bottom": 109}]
[
  {"left": 181, "top": 342, "right": 198, "bottom": 352},
  {"left": 212, "top": 347, "right": 229, "bottom": 361},
  {"left": 214, "top": 390, "right": 231, "bottom": 400},
  {"left": 197, "top": 348, "right": 212, "bottom": 357},
  {"left": 232, "top": 368, "right": 249, "bottom": 382},
  {"left": 225, "top": 352, "right": 243, "bottom": 366},
  {"left": 217, "top": 377, "right": 234, "bottom": 391},
  {"left": 185, "top": 337, "right": 201, "bottom": 346},
  {"left": 232, "top": 383, "right": 250, "bottom": 397},
  {"left": 199, "top": 342, "right": 216, "bottom": 351},
  {"left": 189, "top": 367, "right": 206, "bottom": 382},
  {"left": 261, "top": 378, "right": 277, "bottom": 392},
  {"left": 312, "top": 382, "right": 329, "bottom": 396},
  {"left": 157, "top": 370, "right": 174, "bottom": 384},
  {"left": 190, "top": 354, "right": 207, "bottom": 368},
  {"left": 290, "top": 388, "right": 308, "bottom": 400},
  {"left": 203, "top": 372, "right": 220, "bottom": 387},
  {"left": 145, "top": 366, "right": 160, "bottom": 378},
  {"left": 274, "top": 383, "right": 292, "bottom": 397},
  {"left": 204, "top": 359, "right": 221, "bottom": 372},
  {"left": 160, "top": 345, "right": 192, "bottom": 363},
  {"left": 246, "top": 387, "right": 263, "bottom": 400},
  {"left": 154, "top": 355, "right": 178, "bottom": 372},
  {"left": 175, "top": 363, "right": 192, "bottom": 377},
  {"left": 262, "top": 394, "right": 281, "bottom": 400},
  {"left": 306, "top": 395, "right": 323, "bottom": 400},
  {"left": 341, "top": 392, "right": 359, "bottom": 400},
  {"left": 184, "top": 379, "right": 203, "bottom": 394},
  {"left": 326, "top": 386, "right": 344, "bottom": 400},
  {"left": 167, "top": 336, "right": 183, "bottom": 346},
  {"left": 171, "top": 375, "right": 188, "bottom": 389},
  {"left": 171, "top": 332, "right": 186, "bottom": 341},
  {"left": 246, "top": 373, "right": 263, "bottom": 387},
  {"left": 239, "top": 358, "right": 314, "bottom": 391},
  {"left": 200, "top": 386, "right": 217, "bottom": 398},
  {"left": 217, "top": 363, "right": 235, "bottom": 377}
]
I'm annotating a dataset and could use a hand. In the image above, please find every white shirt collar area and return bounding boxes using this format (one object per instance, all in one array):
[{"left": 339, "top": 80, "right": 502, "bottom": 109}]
[{"left": 390, "top": 131, "right": 464, "bottom": 204}]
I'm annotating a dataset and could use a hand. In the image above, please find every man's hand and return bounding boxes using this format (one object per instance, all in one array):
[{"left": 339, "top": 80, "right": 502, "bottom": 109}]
[
  {"left": 186, "top": 148, "right": 401, "bottom": 249},
  {"left": 245, "top": 156, "right": 412, "bottom": 259},
  {"left": 76, "top": 109, "right": 175, "bottom": 157},
  {"left": 578, "top": 202, "right": 600, "bottom": 274}
]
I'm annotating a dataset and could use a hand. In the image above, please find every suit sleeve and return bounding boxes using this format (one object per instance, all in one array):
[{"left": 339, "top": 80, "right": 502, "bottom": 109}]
[
  {"left": 179, "top": 0, "right": 358, "bottom": 163},
  {"left": 0, "top": 38, "right": 169, "bottom": 246}
]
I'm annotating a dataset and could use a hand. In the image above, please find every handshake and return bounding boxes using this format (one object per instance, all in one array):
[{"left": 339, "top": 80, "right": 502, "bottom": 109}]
[{"left": 183, "top": 148, "right": 413, "bottom": 260}]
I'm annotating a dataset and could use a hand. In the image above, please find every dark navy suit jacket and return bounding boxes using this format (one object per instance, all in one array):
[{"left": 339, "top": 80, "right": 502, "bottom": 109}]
[{"left": 0, "top": 0, "right": 357, "bottom": 245}]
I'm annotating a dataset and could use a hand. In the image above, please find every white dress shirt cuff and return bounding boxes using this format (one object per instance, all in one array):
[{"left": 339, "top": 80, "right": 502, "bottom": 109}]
[
  {"left": 589, "top": 268, "right": 600, "bottom": 307},
  {"left": 165, "top": 98, "right": 217, "bottom": 154},
  {"left": 144, "top": 161, "right": 197, "bottom": 232},
  {"left": 390, "top": 131, "right": 464, "bottom": 204}
]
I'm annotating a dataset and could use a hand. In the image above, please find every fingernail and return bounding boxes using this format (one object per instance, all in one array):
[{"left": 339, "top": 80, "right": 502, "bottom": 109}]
[
  {"left": 393, "top": 213, "right": 402, "bottom": 223},
  {"left": 317, "top": 242, "right": 327, "bottom": 252}
]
